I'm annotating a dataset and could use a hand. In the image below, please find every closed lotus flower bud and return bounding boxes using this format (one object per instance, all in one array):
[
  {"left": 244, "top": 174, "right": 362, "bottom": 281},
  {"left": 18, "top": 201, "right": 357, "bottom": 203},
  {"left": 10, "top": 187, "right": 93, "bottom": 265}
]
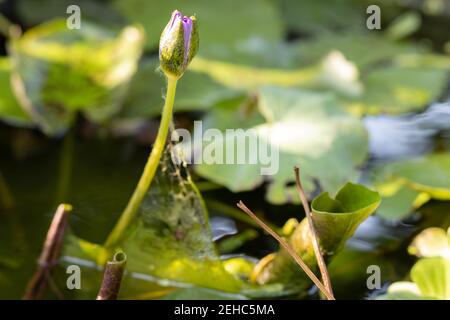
[{"left": 159, "top": 10, "right": 199, "bottom": 78}]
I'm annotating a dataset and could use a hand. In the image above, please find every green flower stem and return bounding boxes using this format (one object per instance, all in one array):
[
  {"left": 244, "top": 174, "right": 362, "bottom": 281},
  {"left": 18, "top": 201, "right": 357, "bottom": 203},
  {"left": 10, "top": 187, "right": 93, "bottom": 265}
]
[{"left": 104, "top": 75, "right": 178, "bottom": 252}]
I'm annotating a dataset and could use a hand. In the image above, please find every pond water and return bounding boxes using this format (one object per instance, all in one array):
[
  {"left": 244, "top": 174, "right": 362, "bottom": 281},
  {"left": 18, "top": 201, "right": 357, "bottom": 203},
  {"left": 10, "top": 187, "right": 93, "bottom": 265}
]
[{"left": 1, "top": 96, "right": 450, "bottom": 299}]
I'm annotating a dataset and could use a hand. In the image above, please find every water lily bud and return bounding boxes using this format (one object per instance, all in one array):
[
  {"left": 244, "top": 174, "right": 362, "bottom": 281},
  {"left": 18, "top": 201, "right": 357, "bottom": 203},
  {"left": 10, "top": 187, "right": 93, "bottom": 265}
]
[{"left": 159, "top": 10, "right": 199, "bottom": 78}]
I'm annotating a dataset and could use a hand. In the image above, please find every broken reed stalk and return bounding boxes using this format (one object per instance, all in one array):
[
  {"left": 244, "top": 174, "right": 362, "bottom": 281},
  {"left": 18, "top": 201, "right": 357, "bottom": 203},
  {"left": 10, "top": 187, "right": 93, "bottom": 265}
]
[
  {"left": 97, "top": 252, "right": 127, "bottom": 300},
  {"left": 23, "top": 204, "right": 72, "bottom": 300},
  {"left": 236, "top": 201, "right": 335, "bottom": 300},
  {"left": 294, "top": 166, "right": 334, "bottom": 299}
]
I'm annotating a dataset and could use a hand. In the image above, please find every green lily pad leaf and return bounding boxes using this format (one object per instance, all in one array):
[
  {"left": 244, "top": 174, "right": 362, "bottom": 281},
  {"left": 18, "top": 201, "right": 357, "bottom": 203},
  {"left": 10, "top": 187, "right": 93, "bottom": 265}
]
[
  {"left": 121, "top": 59, "right": 241, "bottom": 119},
  {"left": 9, "top": 19, "right": 144, "bottom": 135},
  {"left": 17, "top": 0, "right": 123, "bottom": 28},
  {"left": 345, "top": 66, "right": 448, "bottom": 114},
  {"left": 293, "top": 34, "right": 424, "bottom": 70},
  {"left": 113, "top": 0, "right": 283, "bottom": 51},
  {"left": 411, "top": 257, "right": 450, "bottom": 300},
  {"left": 310, "top": 183, "right": 382, "bottom": 254},
  {"left": 376, "top": 153, "right": 450, "bottom": 200},
  {"left": 64, "top": 148, "right": 243, "bottom": 293},
  {"left": 279, "top": 0, "right": 366, "bottom": 35},
  {"left": 386, "top": 11, "right": 422, "bottom": 40},
  {"left": 378, "top": 281, "right": 427, "bottom": 300},
  {"left": 408, "top": 227, "right": 450, "bottom": 258},
  {"left": 190, "top": 86, "right": 368, "bottom": 204},
  {"left": 376, "top": 185, "right": 420, "bottom": 221},
  {"left": 253, "top": 183, "right": 380, "bottom": 291},
  {"left": 0, "top": 58, "right": 32, "bottom": 126}
]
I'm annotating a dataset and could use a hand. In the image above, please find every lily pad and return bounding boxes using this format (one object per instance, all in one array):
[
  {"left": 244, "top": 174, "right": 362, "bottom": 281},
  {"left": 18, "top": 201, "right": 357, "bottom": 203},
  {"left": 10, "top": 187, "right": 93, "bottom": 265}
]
[
  {"left": 121, "top": 59, "right": 241, "bottom": 119},
  {"left": 189, "top": 86, "right": 368, "bottom": 204},
  {"left": 408, "top": 227, "right": 450, "bottom": 258},
  {"left": 279, "top": 0, "right": 366, "bottom": 35},
  {"left": 345, "top": 66, "right": 448, "bottom": 114},
  {"left": 0, "top": 58, "right": 32, "bottom": 126},
  {"left": 113, "top": 0, "right": 283, "bottom": 51},
  {"left": 9, "top": 19, "right": 144, "bottom": 135},
  {"left": 373, "top": 153, "right": 450, "bottom": 220},
  {"left": 381, "top": 257, "right": 450, "bottom": 300},
  {"left": 376, "top": 185, "right": 421, "bottom": 221},
  {"left": 411, "top": 257, "right": 450, "bottom": 299}
]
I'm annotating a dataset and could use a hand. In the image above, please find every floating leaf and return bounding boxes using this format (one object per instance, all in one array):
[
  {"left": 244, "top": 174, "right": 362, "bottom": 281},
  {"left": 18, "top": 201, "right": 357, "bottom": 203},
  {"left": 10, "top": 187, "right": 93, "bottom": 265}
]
[
  {"left": 189, "top": 86, "right": 368, "bottom": 204},
  {"left": 380, "top": 257, "right": 450, "bottom": 300},
  {"left": 0, "top": 58, "right": 32, "bottom": 126},
  {"left": 378, "top": 281, "right": 426, "bottom": 300},
  {"left": 411, "top": 257, "right": 450, "bottom": 300},
  {"left": 17, "top": 0, "right": 123, "bottom": 28},
  {"left": 114, "top": 0, "right": 283, "bottom": 51},
  {"left": 376, "top": 185, "right": 420, "bottom": 221},
  {"left": 121, "top": 59, "right": 241, "bottom": 119},
  {"left": 9, "top": 19, "right": 144, "bottom": 135},
  {"left": 373, "top": 153, "right": 450, "bottom": 220},
  {"left": 386, "top": 11, "right": 422, "bottom": 40},
  {"left": 380, "top": 153, "right": 450, "bottom": 198},
  {"left": 346, "top": 66, "right": 448, "bottom": 114},
  {"left": 279, "top": 0, "right": 366, "bottom": 35},
  {"left": 293, "top": 34, "right": 424, "bottom": 70},
  {"left": 408, "top": 227, "right": 450, "bottom": 258}
]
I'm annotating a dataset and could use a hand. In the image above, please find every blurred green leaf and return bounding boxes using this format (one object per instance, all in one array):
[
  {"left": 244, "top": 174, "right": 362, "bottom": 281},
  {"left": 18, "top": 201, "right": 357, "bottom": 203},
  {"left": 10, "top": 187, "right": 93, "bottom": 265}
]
[
  {"left": 114, "top": 0, "right": 283, "bottom": 51},
  {"left": 386, "top": 11, "right": 422, "bottom": 40},
  {"left": 278, "top": 0, "right": 366, "bottom": 35},
  {"left": 373, "top": 153, "right": 450, "bottom": 221},
  {"left": 293, "top": 34, "right": 423, "bottom": 69},
  {"left": 380, "top": 257, "right": 450, "bottom": 300},
  {"left": 121, "top": 59, "right": 241, "bottom": 119},
  {"left": 408, "top": 227, "right": 450, "bottom": 258},
  {"left": 376, "top": 185, "right": 420, "bottom": 221},
  {"left": 346, "top": 66, "right": 448, "bottom": 114},
  {"left": 190, "top": 86, "right": 368, "bottom": 204},
  {"left": 411, "top": 257, "right": 450, "bottom": 299},
  {"left": 376, "top": 153, "right": 450, "bottom": 200},
  {"left": 0, "top": 58, "right": 32, "bottom": 125},
  {"left": 9, "top": 19, "right": 144, "bottom": 135},
  {"left": 17, "top": 0, "right": 123, "bottom": 28}
]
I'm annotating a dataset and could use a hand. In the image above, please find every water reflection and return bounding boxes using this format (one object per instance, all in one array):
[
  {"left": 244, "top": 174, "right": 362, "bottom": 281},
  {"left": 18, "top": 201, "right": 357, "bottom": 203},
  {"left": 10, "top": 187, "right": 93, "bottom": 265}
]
[{"left": 365, "top": 101, "right": 450, "bottom": 161}]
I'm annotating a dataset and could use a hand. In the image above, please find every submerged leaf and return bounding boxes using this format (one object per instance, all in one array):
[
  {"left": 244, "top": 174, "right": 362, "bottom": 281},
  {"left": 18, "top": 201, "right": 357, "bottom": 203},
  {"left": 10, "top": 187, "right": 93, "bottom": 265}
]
[{"left": 64, "top": 148, "right": 242, "bottom": 293}]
